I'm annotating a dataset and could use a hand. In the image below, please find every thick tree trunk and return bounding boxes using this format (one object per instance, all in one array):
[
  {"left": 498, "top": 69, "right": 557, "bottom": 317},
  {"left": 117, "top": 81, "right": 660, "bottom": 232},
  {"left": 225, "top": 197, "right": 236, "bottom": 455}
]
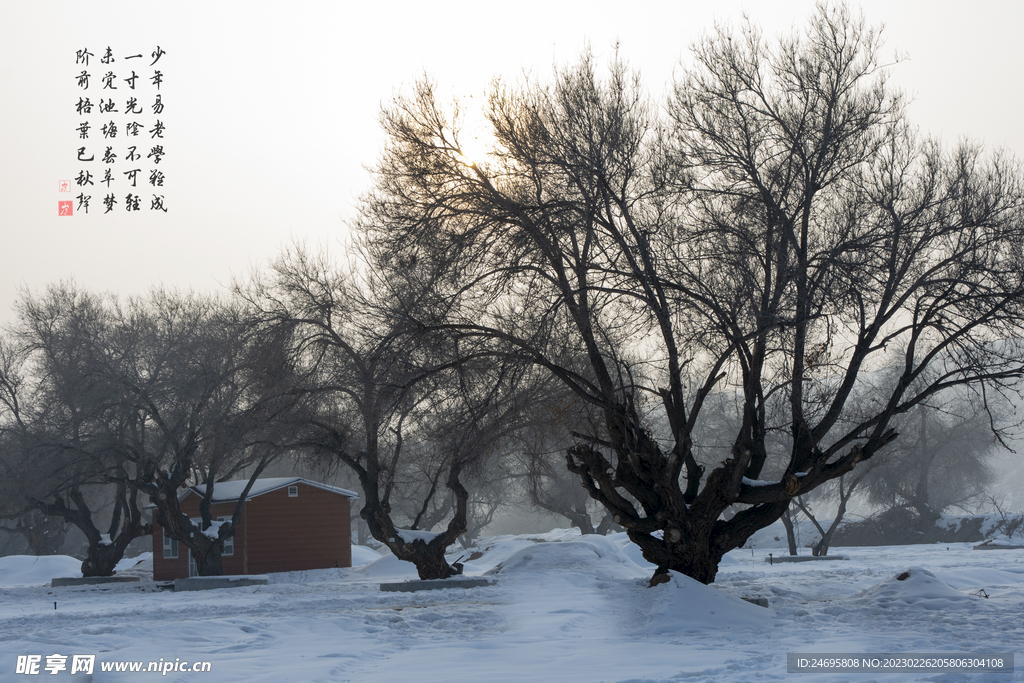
[
  {"left": 392, "top": 538, "right": 462, "bottom": 580},
  {"left": 191, "top": 542, "right": 225, "bottom": 577},
  {"left": 568, "top": 510, "right": 597, "bottom": 535},
  {"left": 628, "top": 522, "right": 757, "bottom": 585},
  {"left": 913, "top": 502, "right": 941, "bottom": 534},
  {"left": 569, "top": 418, "right": 795, "bottom": 585},
  {"left": 38, "top": 485, "right": 151, "bottom": 577},
  {"left": 149, "top": 488, "right": 234, "bottom": 577},
  {"left": 632, "top": 529, "right": 721, "bottom": 585},
  {"left": 156, "top": 507, "right": 230, "bottom": 576},
  {"left": 81, "top": 541, "right": 131, "bottom": 577},
  {"left": 360, "top": 459, "right": 471, "bottom": 580}
]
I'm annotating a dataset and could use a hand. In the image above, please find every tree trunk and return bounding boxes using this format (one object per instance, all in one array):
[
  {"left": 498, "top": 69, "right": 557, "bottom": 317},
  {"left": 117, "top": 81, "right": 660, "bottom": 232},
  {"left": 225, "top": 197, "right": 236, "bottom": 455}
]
[
  {"left": 594, "top": 512, "right": 620, "bottom": 536},
  {"left": 569, "top": 419, "right": 795, "bottom": 585},
  {"left": 191, "top": 542, "right": 225, "bottom": 577},
  {"left": 7, "top": 511, "right": 68, "bottom": 556},
  {"left": 913, "top": 502, "right": 941, "bottom": 534},
  {"left": 627, "top": 503, "right": 789, "bottom": 585},
  {"left": 81, "top": 540, "right": 130, "bottom": 577},
  {"left": 150, "top": 496, "right": 232, "bottom": 577},
  {"left": 158, "top": 508, "right": 230, "bottom": 576},
  {"left": 392, "top": 538, "right": 461, "bottom": 580},
  {"left": 359, "top": 459, "right": 471, "bottom": 580},
  {"left": 569, "top": 510, "right": 598, "bottom": 535},
  {"left": 37, "top": 485, "right": 151, "bottom": 577},
  {"left": 780, "top": 505, "right": 798, "bottom": 555},
  {"left": 355, "top": 513, "right": 370, "bottom": 546},
  {"left": 629, "top": 526, "right": 721, "bottom": 585},
  {"left": 529, "top": 479, "right": 599, "bottom": 534}
]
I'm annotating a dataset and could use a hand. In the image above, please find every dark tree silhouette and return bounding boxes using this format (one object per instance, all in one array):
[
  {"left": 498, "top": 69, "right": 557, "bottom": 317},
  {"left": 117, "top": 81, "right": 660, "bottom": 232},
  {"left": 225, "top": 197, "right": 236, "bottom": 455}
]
[
  {"left": 242, "top": 245, "right": 532, "bottom": 579},
  {"left": 862, "top": 394, "right": 1002, "bottom": 531},
  {"left": 0, "top": 286, "right": 152, "bottom": 576},
  {"left": 359, "top": 4, "right": 1024, "bottom": 583}
]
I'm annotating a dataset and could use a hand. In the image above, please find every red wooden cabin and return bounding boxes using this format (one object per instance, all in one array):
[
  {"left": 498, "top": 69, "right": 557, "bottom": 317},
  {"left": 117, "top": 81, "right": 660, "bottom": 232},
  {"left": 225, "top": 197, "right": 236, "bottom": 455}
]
[{"left": 152, "top": 477, "right": 358, "bottom": 581}]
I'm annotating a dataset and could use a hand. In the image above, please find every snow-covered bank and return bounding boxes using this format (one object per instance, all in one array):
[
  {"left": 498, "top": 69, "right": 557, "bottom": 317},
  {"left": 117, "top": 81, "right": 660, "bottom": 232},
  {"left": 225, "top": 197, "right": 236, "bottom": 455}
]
[
  {"left": 2, "top": 532, "right": 1022, "bottom": 682},
  {"left": 0, "top": 555, "right": 82, "bottom": 587}
]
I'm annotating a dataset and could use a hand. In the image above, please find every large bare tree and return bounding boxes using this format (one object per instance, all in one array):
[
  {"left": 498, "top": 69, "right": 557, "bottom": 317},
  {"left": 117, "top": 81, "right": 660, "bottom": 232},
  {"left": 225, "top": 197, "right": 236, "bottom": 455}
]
[
  {"left": 359, "top": 4, "right": 1024, "bottom": 583},
  {"left": 242, "top": 245, "right": 527, "bottom": 579},
  {"left": 244, "top": 247, "right": 434, "bottom": 576},
  {"left": 0, "top": 285, "right": 152, "bottom": 576},
  {"left": 110, "top": 291, "right": 299, "bottom": 577}
]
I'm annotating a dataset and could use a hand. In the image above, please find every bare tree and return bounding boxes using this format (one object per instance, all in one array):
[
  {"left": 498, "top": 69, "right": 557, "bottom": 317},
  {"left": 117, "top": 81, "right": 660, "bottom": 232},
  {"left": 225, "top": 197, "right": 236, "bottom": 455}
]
[
  {"left": 0, "top": 285, "right": 152, "bottom": 576},
  {"left": 115, "top": 292, "right": 299, "bottom": 577},
  {"left": 242, "top": 245, "right": 526, "bottom": 579},
  {"left": 862, "top": 393, "right": 1003, "bottom": 532},
  {"left": 518, "top": 396, "right": 619, "bottom": 535},
  {"left": 0, "top": 510, "right": 69, "bottom": 556},
  {"left": 792, "top": 469, "right": 872, "bottom": 556},
  {"left": 359, "top": 4, "right": 1024, "bottom": 584}
]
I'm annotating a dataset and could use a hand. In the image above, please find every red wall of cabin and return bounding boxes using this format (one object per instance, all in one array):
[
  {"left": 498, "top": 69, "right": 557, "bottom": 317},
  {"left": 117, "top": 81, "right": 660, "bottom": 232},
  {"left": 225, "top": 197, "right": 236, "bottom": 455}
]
[
  {"left": 151, "top": 482, "right": 352, "bottom": 581},
  {"left": 245, "top": 482, "right": 351, "bottom": 574}
]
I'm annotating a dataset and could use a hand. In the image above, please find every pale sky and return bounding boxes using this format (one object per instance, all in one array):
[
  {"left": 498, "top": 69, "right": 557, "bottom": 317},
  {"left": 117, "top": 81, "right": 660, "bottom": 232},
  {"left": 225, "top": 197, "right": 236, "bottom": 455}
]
[{"left": 2, "top": 0, "right": 1022, "bottom": 324}]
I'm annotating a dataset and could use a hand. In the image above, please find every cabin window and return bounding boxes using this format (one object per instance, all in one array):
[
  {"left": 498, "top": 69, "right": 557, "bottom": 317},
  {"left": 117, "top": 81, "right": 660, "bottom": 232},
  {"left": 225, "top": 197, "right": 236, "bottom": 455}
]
[
  {"left": 216, "top": 517, "right": 234, "bottom": 556},
  {"left": 162, "top": 534, "right": 178, "bottom": 559},
  {"left": 288, "top": 486, "right": 298, "bottom": 498}
]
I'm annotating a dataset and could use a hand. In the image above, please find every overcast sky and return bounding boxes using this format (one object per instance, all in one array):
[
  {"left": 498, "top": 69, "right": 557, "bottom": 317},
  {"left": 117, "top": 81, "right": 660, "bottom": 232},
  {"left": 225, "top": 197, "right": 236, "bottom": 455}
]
[{"left": 2, "top": 0, "right": 1022, "bottom": 324}]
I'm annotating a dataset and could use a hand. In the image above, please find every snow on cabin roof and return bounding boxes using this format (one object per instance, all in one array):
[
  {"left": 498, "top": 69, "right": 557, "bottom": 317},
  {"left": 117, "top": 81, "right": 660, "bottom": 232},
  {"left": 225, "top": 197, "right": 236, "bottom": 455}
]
[{"left": 184, "top": 477, "right": 358, "bottom": 502}]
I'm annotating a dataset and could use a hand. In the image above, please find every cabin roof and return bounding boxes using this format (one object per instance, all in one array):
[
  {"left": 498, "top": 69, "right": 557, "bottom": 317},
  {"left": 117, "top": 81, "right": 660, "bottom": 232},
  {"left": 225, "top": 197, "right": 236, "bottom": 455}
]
[
  {"left": 144, "top": 477, "right": 359, "bottom": 510},
  {"left": 183, "top": 477, "right": 359, "bottom": 502}
]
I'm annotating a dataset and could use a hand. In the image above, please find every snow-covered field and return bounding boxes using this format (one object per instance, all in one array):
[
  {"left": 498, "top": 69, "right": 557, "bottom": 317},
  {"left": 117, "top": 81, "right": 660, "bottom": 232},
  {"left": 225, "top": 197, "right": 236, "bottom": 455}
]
[{"left": 2, "top": 527, "right": 1023, "bottom": 682}]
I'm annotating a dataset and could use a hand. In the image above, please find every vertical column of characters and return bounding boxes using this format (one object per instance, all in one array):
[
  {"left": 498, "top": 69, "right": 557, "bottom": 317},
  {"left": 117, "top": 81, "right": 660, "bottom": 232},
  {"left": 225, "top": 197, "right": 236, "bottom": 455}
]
[
  {"left": 148, "top": 46, "right": 168, "bottom": 212},
  {"left": 64, "top": 47, "right": 96, "bottom": 216},
  {"left": 97, "top": 45, "right": 121, "bottom": 211},
  {"left": 96, "top": 46, "right": 119, "bottom": 213}
]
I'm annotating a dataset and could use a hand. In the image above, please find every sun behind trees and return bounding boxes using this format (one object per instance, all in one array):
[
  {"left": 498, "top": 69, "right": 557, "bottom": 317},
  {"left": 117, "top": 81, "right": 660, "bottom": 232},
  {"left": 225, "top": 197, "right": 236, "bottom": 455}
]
[{"left": 358, "top": 4, "right": 1024, "bottom": 584}]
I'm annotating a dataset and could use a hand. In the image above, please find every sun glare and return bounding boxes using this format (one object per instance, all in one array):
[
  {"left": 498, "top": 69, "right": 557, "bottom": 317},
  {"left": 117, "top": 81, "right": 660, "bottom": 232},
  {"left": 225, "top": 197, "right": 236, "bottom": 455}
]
[
  {"left": 453, "top": 94, "right": 494, "bottom": 169},
  {"left": 457, "top": 132, "right": 490, "bottom": 168}
]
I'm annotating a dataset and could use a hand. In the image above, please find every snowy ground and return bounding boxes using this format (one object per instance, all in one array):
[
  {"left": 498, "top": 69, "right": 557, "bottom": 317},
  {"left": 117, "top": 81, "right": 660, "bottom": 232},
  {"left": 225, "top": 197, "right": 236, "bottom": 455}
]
[{"left": 2, "top": 526, "right": 1022, "bottom": 682}]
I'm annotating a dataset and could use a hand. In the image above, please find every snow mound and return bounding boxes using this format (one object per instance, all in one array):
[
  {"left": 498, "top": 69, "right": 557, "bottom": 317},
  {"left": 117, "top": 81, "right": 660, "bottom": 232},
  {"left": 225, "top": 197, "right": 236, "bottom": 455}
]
[
  {"left": 114, "top": 552, "right": 153, "bottom": 578},
  {"left": 521, "top": 527, "right": 583, "bottom": 543},
  {"left": 484, "top": 538, "right": 648, "bottom": 580},
  {"left": 350, "top": 552, "right": 421, "bottom": 581},
  {"left": 351, "top": 545, "right": 382, "bottom": 566},
  {"left": 627, "top": 571, "right": 775, "bottom": 634},
  {"left": 605, "top": 531, "right": 656, "bottom": 568},
  {"left": 852, "top": 566, "right": 983, "bottom": 610},
  {"left": 0, "top": 555, "right": 83, "bottom": 587}
]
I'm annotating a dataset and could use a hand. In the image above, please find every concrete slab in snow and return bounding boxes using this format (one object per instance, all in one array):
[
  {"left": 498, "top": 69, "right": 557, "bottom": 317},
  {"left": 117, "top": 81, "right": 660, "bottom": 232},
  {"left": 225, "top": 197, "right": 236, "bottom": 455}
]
[
  {"left": 380, "top": 578, "right": 497, "bottom": 592},
  {"left": 173, "top": 575, "right": 269, "bottom": 591},
  {"left": 764, "top": 555, "right": 849, "bottom": 563},
  {"left": 52, "top": 575, "right": 141, "bottom": 587}
]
